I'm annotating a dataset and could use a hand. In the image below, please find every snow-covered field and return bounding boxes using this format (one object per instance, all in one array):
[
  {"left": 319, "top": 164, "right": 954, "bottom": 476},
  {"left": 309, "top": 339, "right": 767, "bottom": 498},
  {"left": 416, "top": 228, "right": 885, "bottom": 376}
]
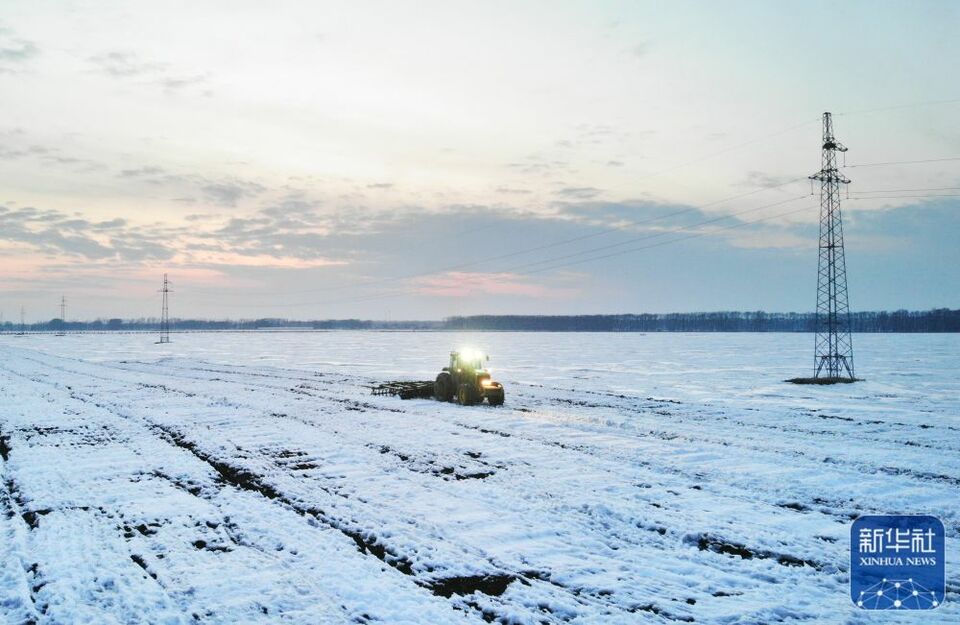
[{"left": 0, "top": 331, "right": 957, "bottom": 624}]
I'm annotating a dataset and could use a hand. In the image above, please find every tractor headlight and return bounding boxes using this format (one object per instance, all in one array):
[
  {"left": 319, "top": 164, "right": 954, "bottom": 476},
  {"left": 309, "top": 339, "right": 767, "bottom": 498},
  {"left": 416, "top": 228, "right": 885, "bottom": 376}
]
[{"left": 481, "top": 379, "right": 495, "bottom": 387}]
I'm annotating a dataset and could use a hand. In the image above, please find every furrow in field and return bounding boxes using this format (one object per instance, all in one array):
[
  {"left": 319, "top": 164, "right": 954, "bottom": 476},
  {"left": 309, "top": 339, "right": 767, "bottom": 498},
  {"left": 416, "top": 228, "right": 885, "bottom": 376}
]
[
  {"left": 0, "top": 358, "right": 484, "bottom": 624},
  {"left": 0, "top": 348, "right": 860, "bottom": 618}
]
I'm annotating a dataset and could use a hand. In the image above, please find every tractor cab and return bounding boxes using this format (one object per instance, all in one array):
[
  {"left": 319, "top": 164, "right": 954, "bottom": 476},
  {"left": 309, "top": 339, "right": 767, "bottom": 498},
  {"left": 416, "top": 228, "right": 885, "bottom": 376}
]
[{"left": 449, "top": 350, "right": 487, "bottom": 374}]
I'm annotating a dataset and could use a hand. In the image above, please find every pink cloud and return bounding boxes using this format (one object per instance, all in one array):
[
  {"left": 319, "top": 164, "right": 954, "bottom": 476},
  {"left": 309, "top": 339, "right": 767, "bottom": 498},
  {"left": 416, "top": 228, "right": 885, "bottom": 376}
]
[{"left": 412, "top": 271, "right": 579, "bottom": 298}]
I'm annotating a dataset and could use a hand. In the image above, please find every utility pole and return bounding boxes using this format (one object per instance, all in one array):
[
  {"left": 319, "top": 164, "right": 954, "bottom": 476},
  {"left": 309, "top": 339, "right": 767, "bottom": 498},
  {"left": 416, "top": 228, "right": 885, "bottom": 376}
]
[
  {"left": 808, "top": 112, "right": 855, "bottom": 381},
  {"left": 56, "top": 296, "right": 67, "bottom": 336},
  {"left": 158, "top": 274, "right": 172, "bottom": 344},
  {"left": 18, "top": 306, "right": 25, "bottom": 336}
]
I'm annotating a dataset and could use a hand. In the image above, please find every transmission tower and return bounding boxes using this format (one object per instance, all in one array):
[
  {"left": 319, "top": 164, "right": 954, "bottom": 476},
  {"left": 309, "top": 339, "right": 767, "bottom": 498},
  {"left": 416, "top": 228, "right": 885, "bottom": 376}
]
[
  {"left": 808, "top": 111, "right": 855, "bottom": 381},
  {"left": 17, "top": 306, "right": 25, "bottom": 336},
  {"left": 158, "top": 274, "right": 172, "bottom": 344},
  {"left": 56, "top": 296, "right": 66, "bottom": 336}
]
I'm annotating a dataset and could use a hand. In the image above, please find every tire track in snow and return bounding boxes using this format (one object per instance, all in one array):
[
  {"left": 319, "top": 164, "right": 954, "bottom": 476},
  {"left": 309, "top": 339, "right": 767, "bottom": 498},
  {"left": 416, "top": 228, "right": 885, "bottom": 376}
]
[
  {"left": 0, "top": 359, "right": 481, "bottom": 625},
  {"left": 0, "top": 426, "right": 44, "bottom": 625},
  {"left": 0, "top": 353, "right": 658, "bottom": 623},
  {"left": 1, "top": 351, "right": 834, "bottom": 622},
  {"left": 0, "top": 350, "right": 740, "bottom": 621},
  {"left": 110, "top": 356, "right": 960, "bottom": 497},
  {"left": 3, "top": 346, "right": 956, "bottom": 624}
]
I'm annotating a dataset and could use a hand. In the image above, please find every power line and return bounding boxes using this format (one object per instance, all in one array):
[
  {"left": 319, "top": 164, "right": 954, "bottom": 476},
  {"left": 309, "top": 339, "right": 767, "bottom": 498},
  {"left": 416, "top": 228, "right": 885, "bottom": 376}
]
[
  {"left": 322, "top": 201, "right": 819, "bottom": 306},
  {"left": 186, "top": 164, "right": 955, "bottom": 313},
  {"left": 225, "top": 199, "right": 819, "bottom": 310},
  {"left": 196, "top": 110, "right": 958, "bottom": 308},
  {"left": 516, "top": 203, "right": 815, "bottom": 277},
  {"left": 182, "top": 104, "right": 960, "bottom": 314},
  {"left": 849, "top": 194, "right": 960, "bottom": 200},
  {"left": 184, "top": 114, "right": 825, "bottom": 305},
  {"left": 187, "top": 175, "right": 809, "bottom": 306},
  {"left": 631, "top": 118, "right": 818, "bottom": 181},
  {"left": 850, "top": 187, "right": 960, "bottom": 194},
  {"left": 483, "top": 195, "right": 808, "bottom": 275},
  {"left": 835, "top": 97, "right": 960, "bottom": 117},
  {"left": 846, "top": 156, "right": 960, "bottom": 168},
  {"left": 419, "top": 177, "right": 809, "bottom": 277},
  {"left": 198, "top": 157, "right": 952, "bottom": 310}
]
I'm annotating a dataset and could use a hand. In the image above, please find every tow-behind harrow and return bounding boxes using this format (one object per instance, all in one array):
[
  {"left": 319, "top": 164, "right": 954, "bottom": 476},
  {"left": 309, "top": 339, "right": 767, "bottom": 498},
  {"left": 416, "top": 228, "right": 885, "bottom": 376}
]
[{"left": 368, "top": 381, "right": 435, "bottom": 400}]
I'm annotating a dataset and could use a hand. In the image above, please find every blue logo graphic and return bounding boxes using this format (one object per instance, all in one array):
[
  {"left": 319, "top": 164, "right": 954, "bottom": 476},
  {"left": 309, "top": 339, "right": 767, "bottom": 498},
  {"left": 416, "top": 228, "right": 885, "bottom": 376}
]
[{"left": 851, "top": 515, "right": 945, "bottom": 610}]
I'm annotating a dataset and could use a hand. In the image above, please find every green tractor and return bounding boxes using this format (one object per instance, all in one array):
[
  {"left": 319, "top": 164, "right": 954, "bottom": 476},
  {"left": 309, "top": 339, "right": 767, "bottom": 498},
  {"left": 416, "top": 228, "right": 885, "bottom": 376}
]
[{"left": 434, "top": 350, "right": 505, "bottom": 406}]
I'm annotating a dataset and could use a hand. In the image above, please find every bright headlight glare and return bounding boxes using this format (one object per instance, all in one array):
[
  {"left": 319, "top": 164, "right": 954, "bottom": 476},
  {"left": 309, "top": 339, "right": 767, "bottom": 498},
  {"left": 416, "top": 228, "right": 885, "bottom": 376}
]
[{"left": 460, "top": 348, "right": 482, "bottom": 361}]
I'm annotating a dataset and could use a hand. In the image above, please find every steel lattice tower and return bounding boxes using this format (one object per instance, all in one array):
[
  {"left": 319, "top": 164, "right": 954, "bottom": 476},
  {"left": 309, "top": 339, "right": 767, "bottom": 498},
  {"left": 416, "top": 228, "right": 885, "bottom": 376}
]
[
  {"left": 56, "top": 296, "right": 66, "bottom": 336},
  {"left": 809, "top": 112, "right": 855, "bottom": 380},
  {"left": 158, "top": 274, "right": 172, "bottom": 344}
]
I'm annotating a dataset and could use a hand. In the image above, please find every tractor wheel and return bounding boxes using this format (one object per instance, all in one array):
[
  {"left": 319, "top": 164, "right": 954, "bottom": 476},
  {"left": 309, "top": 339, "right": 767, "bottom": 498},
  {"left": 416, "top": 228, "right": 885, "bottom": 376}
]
[
  {"left": 435, "top": 372, "right": 454, "bottom": 402},
  {"left": 487, "top": 388, "right": 505, "bottom": 406},
  {"left": 457, "top": 383, "right": 477, "bottom": 406}
]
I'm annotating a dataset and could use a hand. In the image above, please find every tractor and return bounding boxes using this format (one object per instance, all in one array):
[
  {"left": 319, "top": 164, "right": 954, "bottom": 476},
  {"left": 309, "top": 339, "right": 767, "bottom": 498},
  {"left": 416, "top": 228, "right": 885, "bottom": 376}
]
[{"left": 434, "top": 350, "right": 505, "bottom": 406}]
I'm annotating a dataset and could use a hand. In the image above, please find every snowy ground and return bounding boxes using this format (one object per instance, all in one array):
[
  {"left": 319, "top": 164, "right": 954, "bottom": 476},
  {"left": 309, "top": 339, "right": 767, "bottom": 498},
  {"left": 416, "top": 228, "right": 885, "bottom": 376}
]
[{"left": 0, "top": 331, "right": 957, "bottom": 624}]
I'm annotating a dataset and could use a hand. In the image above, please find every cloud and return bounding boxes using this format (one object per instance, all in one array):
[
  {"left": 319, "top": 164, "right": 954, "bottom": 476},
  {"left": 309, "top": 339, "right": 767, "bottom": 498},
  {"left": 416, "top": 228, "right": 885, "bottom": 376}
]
[
  {"left": 0, "top": 145, "right": 48, "bottom": 160},
  {"left": 554, "top": 198, "right": 769, "bottom": 236},
  {"left": 159, "top": 75, "right": 208, "bottom": 91},
  {"left": 366, "top": 182, "right": 394, "bottom": 189},
  {"left": 112, "top": 162, "right": 266, "bottom": 208},
  {"left": 87, "top": 50, "right": 211, "bottom": 94},
  {"left": 201, "top": 180, "right": 267, "bottom": 207},
  {"left": 412, "top": 271, "right": 578, "bottom": 298},
  {"left": 552, "top": 124, "right": 629, "bottom": 154},
  {"left": 88, "top": 51, "right": 165, "bottom": 77},
  {"left": 0, "top": 137, "right": 103, "bottom": 171},
  {"left": 557, "top": 187, "right": 603, "bottom": 200},
  {"left": 3, "top": 193, "right": 954, "bottom": 316},
  {"left": 0, "top": 194, "right": 349, "bottom": 269},
  {"left": 39, "top": 153, "right": 104, "bottom": 172},
  {"left": 0, "top": 28, "right": 39, "bottom": 72},
  {"left": 119, "top": 165, "right": 166, "bottom": 178},
  {"left": 188, "top": 197, "right": 349, "bottom": 264},
  {"left": 741, "top": 171, "right": 800, "bottom": 189},
  {"left": 0, "top": 206, "right": 128, "bottom": 260},
  {"left": 180, "top": 250, "right": 344, "bottom": 269},
  {"left": 0, "top": 40, "right": 38, "bottom": 62},
  {"left": 506, "top": 155, "right": 572, "bottom": 177}
]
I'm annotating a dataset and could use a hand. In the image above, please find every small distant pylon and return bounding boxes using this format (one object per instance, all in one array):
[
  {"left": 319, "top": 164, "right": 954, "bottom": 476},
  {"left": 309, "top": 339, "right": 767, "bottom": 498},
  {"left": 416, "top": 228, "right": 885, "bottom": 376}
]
[
  {"left": 158, "top": 274, "right": 172, "bottom": 344},
  {"left": 56, "top": 296, "right": 66, "bottom": 336},
  {"left": 17, "top": 306, "right": 25, "bottom": 336},
  {"left": 809, "top": 112, "right": 855, "bottom": 382}
]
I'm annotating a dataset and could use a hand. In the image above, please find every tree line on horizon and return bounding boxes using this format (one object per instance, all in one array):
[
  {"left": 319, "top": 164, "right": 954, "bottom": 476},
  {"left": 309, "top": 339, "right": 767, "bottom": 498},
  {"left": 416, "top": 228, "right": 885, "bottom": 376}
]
[
  {"left": 1, "top": 308, "right": 958, "bottom": 333},
  {"left": 443, "top": 309, "right": 960, "bottom": 332}
]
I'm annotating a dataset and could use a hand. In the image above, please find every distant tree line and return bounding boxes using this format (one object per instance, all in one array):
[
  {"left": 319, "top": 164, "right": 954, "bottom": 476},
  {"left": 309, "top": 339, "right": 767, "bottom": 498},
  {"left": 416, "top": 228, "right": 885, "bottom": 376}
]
[
  {"left": 0, "top": 317, "right": 441, "bottom": 333},
  {"left": 444, "top": 309, "right": 960, "bottom": 332},
  {"left": 2, "top": 309, "right": 958, "bottom": 333}
]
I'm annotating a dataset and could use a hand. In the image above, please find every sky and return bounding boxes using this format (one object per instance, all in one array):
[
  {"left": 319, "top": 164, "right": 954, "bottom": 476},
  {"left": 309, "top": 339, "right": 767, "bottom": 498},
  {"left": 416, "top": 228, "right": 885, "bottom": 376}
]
[{"left": 1, "top": 0, "right": 958, "bottom": 321}]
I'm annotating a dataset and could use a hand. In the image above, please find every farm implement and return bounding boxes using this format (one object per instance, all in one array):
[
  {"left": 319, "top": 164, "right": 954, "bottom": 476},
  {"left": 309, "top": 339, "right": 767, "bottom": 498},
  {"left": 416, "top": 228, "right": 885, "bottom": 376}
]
[{"left": 369, "top": 349, "right": 505, "bottom": 406}]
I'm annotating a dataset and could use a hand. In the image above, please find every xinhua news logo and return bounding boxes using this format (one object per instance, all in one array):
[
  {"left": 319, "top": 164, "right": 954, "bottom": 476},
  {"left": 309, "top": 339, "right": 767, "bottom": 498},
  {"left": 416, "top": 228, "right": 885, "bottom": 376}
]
[{"left": 851, "top": 515, "right": 945, "bottom": 610}]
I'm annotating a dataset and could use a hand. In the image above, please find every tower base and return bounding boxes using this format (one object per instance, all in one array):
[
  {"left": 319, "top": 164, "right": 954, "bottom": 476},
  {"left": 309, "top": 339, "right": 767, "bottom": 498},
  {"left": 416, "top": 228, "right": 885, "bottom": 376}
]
[{"left": 786, "top": 376, "right": 859, "bottom": 385}]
